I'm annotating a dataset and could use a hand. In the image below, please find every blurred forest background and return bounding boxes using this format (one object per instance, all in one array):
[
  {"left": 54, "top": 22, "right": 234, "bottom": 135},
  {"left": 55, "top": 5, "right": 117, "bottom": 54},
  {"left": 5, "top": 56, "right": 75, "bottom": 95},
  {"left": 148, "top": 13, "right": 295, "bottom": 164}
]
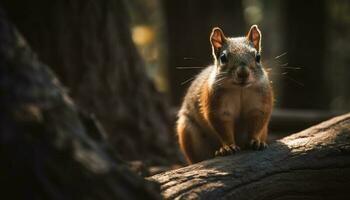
[
  {"left": 126, "top": 0, "right": 350, "bottom": 138},
  {"left": 1, "top": 0, "right": 350, "bottom": 170},
  {"left": 131, "top": 0, "right": 350, "bottom": 112}
]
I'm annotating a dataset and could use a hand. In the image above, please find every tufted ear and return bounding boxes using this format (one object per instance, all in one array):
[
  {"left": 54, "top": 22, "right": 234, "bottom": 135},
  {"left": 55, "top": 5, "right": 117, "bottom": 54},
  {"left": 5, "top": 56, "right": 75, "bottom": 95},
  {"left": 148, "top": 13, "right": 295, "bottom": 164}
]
[
  {"left": 210, "top": 27, "right": 227, "bottom": 57},
  {"left": 246, "top": 25, "right": 262, "bottom": 53}
]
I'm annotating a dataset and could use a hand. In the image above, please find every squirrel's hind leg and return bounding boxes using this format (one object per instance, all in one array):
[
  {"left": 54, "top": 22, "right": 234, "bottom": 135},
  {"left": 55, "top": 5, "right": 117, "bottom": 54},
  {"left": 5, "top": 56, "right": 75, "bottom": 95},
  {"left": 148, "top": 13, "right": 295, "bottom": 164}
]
[{"left": 177, "top": 116, "right": 217, "bottom": 164}]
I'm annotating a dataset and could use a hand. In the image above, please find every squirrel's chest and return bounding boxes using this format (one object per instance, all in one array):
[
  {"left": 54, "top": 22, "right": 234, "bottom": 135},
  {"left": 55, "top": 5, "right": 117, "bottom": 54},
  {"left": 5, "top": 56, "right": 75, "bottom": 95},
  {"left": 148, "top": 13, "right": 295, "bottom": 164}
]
[{"left": 215, "top": 87, "right": 264, "bottom": 120}]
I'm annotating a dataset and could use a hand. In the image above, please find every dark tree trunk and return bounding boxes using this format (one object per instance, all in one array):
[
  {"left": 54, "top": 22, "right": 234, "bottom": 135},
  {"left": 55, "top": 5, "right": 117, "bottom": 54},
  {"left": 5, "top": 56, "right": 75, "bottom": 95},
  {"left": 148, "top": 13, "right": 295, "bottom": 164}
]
[
  {"left": 164, "top": 0, "right": 245, "bottom": 105},
  {"left": 150, "top": 114, "right": 350, "bottom": 199},
  {"left": 0, "top": 11, "right": 160, "bottom": 200},
  {"left": 1, "top": 0, "right": 179, "bottom": 164},
  {"left": 281, "top": 0, "right": 330, "bottom": 109}
]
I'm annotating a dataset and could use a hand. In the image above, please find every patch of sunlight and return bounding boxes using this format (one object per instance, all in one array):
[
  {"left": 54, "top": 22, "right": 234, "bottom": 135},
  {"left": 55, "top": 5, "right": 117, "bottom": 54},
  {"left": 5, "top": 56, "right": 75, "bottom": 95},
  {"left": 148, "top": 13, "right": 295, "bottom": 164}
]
[{"left": 132, "top": 25, "right": 155, "bottom": 46}]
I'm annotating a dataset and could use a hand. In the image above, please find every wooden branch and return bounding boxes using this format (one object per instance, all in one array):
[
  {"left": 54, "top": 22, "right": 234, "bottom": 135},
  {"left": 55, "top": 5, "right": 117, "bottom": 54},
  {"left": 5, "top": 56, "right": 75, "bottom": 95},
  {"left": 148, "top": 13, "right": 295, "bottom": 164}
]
[{"left": 150, "top": 114, "right": 350, "bottom": 200}]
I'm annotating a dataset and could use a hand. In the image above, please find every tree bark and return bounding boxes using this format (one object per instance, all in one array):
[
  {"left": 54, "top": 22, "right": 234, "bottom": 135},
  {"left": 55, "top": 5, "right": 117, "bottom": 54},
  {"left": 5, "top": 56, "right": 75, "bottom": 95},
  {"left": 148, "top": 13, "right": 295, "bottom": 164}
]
[
  {"left": 1, "top": 0, "right": 178, "bottom": 165},
  {"left": 0, "top": 11, "right": 160, "bottom": 200},
  {"left": 150, "top": 114, "right": 350, "bottom": 200}
]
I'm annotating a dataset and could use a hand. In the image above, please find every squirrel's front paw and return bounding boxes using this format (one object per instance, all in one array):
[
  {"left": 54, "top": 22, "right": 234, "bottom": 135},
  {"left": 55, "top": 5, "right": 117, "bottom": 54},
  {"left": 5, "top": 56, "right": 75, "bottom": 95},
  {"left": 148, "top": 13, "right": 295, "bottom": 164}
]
[
  {"left": 215, "top": 144, "right": 240, "bottom": 157},
  {"left": 249, "top": 139, "right": 268, "bottom": 150}
]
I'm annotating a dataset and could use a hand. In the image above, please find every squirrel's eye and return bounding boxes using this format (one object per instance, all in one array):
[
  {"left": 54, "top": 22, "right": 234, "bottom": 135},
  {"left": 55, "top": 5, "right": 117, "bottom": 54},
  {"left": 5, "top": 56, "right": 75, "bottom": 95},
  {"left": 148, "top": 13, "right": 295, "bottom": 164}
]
[
  {"left": 255, "top": 54, "right": 261, "bottom": 63},
  {"left": 219, "top": 52, "right": 228, "bottom": 64}
]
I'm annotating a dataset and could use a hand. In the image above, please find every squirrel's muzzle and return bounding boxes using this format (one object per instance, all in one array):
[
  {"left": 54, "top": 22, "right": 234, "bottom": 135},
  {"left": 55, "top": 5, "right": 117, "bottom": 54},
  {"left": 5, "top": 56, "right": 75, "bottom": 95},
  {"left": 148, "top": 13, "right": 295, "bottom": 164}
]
[{"left": 235, "top": 66, "right": 250, "bottom": 85}]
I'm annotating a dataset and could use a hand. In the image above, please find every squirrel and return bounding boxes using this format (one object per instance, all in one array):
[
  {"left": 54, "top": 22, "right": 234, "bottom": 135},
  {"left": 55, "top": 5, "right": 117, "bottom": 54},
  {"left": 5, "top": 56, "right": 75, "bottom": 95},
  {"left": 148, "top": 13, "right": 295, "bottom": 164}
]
[{"left": 177, "top": 25, "right": 274, "bottom": 164}]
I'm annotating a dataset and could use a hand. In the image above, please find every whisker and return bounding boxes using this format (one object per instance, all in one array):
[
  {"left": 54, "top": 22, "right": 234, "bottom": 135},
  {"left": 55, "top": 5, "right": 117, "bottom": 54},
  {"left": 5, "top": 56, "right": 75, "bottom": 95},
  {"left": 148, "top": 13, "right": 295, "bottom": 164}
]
[
  {"left": 214, "top": 76, "right": 228, "bottom": 85},
  {"left": 284, "top": 76, "right": 304, "bottom": 87},
  {"left": 275, "top": 52, "right": 287, "bottom": 60},
  {"left": 183, "top": 57, "right": 206, "bottom": 64},
  {"left": 263, "top": 59, "right": 275, "bottom": 64},
  {"left": 181, "top": 77, "right": 196, "bottom": 85},
  {"left": 214, "top": 77, "right": 225, "bottom": 82},
  {"left": 268, "top": 70, "right": 304, "bottom": 87},
  {"left": 217, "top": 72, "right": 228, "bottom": 76},
  {"left": 215, "top": 76, "right": 227, "bottom": 81},
  {"left": 279, "top": 63, "right": 289, "bottom": 67},
  {"left": 266, "top": 68, "right": 273, "bottom": 72},
  {"left": 179, "top": 68, "right": 228, "bottom": 86},
  {"left": 280, "top": 66, "right": 302, "bottom": 70},
  {"left": 176, "top": 66, "right": 205, "bottom": 69}
]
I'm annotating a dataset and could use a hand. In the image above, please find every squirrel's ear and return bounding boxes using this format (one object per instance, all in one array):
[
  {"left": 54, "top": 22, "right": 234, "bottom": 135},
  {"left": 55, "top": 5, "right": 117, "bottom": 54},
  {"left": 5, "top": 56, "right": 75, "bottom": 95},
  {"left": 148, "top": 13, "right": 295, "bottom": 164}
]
[
  {"left": 246, "top": 25, "right": 262, "bottom": 52},
  {"left": 210, "top": 27, "right": 227, "bottom": 56}
]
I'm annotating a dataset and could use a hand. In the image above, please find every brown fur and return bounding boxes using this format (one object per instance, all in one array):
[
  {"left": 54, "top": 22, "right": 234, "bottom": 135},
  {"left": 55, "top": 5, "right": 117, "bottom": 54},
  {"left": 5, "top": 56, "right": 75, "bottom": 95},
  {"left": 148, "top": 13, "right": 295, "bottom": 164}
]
[{"left": 177, "top": 25, "right": 274, "bottom": 164}]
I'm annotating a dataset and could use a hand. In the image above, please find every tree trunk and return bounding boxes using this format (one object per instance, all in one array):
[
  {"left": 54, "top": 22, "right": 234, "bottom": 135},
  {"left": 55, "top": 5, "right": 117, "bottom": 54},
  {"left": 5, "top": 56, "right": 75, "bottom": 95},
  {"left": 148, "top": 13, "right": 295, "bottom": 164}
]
[
  {"left": 1, "top": 0, "right": 178, "bottom": 165},
  {"left": 150, "top": 114, "right": 350, "bottom": 199},
  {"left": 0, "top": 11, "right": 160, "bottom": 200}
]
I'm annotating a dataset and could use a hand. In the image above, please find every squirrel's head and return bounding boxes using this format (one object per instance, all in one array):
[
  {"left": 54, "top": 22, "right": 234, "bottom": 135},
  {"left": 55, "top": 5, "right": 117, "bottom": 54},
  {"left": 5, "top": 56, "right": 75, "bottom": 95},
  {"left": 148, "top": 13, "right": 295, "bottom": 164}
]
[{"left": 210, "top": 25, "right": 265, "bottom": 88}]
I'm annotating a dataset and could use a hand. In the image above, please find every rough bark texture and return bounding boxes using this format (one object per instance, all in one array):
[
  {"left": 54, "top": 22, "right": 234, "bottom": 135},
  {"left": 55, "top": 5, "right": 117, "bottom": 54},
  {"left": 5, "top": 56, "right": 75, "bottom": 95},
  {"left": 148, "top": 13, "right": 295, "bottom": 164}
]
[
  {"left": 0, "top": 11, "right": 160, "bottom": 200},
  {"left": 150, "top": 114, "right": 350, "bottom": 200},
  {"left": 1, "top": 0, "right": 178, "bottom": 165}
]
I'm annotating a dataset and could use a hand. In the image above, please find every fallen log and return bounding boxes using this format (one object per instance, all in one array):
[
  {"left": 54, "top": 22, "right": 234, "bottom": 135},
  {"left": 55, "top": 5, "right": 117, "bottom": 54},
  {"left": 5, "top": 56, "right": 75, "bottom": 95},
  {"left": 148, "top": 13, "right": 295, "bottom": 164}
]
[{"left": 150, "top": 114, "right": 350, "bottom": 200}]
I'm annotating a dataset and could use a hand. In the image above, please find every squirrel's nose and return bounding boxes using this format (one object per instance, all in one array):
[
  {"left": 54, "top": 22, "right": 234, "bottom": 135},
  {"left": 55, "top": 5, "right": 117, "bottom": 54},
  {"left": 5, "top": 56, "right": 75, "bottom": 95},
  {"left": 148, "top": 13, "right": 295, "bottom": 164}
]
[{"left": 236, "top": 66, "right": 249, "bottom": 80}]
